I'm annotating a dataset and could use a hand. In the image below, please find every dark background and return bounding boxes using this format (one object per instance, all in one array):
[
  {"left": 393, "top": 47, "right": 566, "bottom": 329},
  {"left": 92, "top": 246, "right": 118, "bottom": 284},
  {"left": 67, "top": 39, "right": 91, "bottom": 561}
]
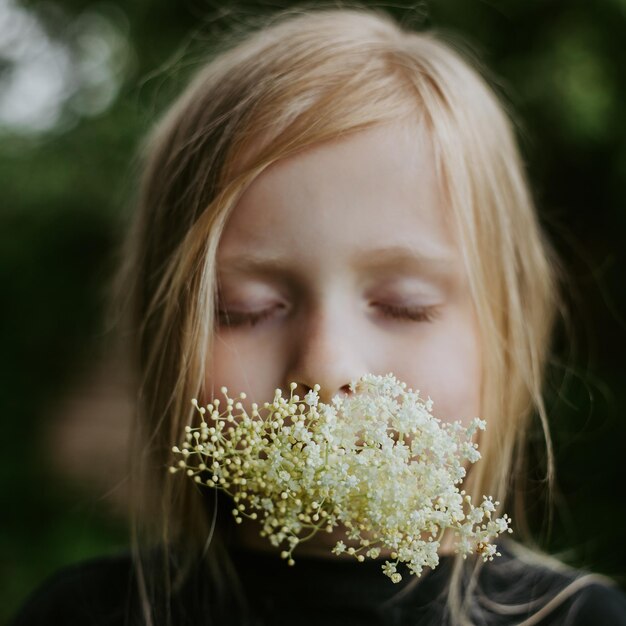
[{"left": 2, "top": 0, "right": 625, "bottom": 622}]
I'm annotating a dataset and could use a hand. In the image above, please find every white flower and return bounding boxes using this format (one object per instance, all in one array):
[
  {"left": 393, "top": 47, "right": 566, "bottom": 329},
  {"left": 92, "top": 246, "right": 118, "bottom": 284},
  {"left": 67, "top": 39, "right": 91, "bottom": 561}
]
[
  {"left": 482, "top": 495, "right": 496, "bottom": 513},
  {"left": 304, "top": 389, "right": 319, "bottom": 407},
  {"left": 468, "top": 507, "right": 484, "bottom": 524},
  {"left": 382, "top": 561, "right": 397, "bottom": 577},
  {"left": 171, "top": 372, "right": 512, "bottom": 583}
]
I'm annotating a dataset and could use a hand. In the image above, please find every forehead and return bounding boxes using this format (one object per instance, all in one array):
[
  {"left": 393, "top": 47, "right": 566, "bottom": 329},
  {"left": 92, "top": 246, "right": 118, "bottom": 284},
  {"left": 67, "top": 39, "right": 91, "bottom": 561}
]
[{"left": 217, "top": 121, "right": 461, "bottom": 277}]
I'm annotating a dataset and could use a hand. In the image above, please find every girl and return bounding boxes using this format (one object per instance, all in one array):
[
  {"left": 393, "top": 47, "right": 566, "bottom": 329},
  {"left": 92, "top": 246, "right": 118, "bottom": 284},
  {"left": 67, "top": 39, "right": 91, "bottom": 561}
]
[{"left": 13, "top": 5, "right": 626, "bottom": 625}]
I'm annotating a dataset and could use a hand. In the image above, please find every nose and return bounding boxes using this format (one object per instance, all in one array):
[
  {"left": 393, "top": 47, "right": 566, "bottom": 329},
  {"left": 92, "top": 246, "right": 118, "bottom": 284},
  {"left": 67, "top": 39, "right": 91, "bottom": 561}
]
[{"left": 283, "top": 304, "right": 365, "bottom": 405}]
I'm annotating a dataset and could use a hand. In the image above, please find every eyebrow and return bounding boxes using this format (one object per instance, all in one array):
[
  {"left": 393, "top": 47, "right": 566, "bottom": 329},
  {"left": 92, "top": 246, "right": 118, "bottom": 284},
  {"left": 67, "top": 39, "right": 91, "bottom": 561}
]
[
  {"left": 218, "top": 245, "right": 458, "bottom": 279},
  {"left": 352, "top": 244, "right": 458, "bottom": 275}
]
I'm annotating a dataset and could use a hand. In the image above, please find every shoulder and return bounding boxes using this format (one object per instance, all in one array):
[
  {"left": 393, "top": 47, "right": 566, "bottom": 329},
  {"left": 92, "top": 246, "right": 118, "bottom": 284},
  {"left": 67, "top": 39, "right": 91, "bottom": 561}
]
[
  {"left": 10, "top": 552, "right": 138, "bottom": 626},
  {"left": 558, "top": 578, "right": 626, "bottom": 624},
  {"left": 481, "top": 540, "right": 626, "bottom": 624}
]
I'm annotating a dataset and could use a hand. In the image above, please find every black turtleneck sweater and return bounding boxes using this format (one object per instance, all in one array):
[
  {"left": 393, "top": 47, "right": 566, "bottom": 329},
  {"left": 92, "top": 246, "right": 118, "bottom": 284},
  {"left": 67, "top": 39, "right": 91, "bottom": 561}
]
[{"left": 11, "top": 540, "right": 626, "bottom": 625}]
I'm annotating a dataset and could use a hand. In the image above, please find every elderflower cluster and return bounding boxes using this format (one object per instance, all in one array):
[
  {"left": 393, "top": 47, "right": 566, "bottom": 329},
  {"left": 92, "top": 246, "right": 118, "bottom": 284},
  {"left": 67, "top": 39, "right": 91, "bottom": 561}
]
[{"left": 170, "top": 372, "right": 512, "bottom": 583}]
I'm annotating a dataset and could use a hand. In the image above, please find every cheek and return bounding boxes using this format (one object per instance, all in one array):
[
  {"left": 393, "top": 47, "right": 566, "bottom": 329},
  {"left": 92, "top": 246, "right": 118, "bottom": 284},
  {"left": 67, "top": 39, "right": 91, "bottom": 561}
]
[
  {"left": 388, "top": 317, "right": 482, "bottom": 426},
  {"left": 436, "top": 318, "right": 482, "bottom": 425},
  {"left": 434, "top": 363, "right": 482, "bottom": 426},
  {"left": 203, "top": 333, "right": 285, "bottom": 410}
]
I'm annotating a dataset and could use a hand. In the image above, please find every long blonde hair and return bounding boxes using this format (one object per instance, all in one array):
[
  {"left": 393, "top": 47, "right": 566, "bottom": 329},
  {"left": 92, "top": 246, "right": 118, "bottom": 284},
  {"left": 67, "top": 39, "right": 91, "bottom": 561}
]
[{"left": 111, "top": 4, "right": 577, "bottom": 624}]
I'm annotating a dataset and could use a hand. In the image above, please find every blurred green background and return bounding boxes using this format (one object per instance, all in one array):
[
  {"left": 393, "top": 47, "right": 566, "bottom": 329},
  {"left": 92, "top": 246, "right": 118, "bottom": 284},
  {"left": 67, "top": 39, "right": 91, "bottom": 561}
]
[{"left": 2, "top": 0, "right": 625, "bottom": 622}]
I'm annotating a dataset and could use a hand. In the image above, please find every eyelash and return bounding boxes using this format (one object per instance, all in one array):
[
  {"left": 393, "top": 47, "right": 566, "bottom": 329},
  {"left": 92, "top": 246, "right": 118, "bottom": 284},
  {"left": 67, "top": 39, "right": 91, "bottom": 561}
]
[
  {"left": 217, "top": 308, "right": 275, "bottom": 328},
  {"left": 216, "top": 304, "right": 440, "bottom": 328},
  {"left": 379, "top": 303, "right": 440, "bottom": 323}
]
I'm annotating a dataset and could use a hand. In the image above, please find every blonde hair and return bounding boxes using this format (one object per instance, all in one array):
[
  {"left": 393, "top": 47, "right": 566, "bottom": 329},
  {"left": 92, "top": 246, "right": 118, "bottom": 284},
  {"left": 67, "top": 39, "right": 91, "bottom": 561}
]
[{"left": 111, "top": 4, "right": 587, "bottom": 624}]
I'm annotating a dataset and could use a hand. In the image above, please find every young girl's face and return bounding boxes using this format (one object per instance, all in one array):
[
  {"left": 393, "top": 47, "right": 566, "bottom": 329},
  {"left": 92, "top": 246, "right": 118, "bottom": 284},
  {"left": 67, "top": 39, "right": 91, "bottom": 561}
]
[{"left": 208, "top": 120, "right": 481, "bottom": 429}]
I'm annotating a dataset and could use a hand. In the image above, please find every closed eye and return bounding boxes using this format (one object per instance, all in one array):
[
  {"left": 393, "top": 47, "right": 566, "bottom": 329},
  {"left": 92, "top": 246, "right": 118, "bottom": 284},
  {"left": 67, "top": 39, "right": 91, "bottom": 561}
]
[
  {"left": 378, "top": 303, "right": 441, "bottom": 323},
  {"left": 216, "top": 307, "right": 276, "bottom": 328},
  {"left": 216, "top": 304, "right": 440, "bottom": 328}
]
